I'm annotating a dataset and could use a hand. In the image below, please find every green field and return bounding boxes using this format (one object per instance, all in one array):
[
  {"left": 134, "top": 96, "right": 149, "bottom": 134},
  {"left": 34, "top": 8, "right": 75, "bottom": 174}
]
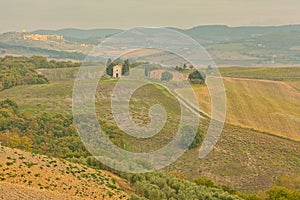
[{"left": 0, "top": 81, "right": 73, "bottom": 115}]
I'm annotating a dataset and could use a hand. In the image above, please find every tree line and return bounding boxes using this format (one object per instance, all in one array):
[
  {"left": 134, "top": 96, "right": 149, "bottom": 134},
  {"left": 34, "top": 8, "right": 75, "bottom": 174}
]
[{"left": 0, "top": 56, "right": 81, "bottom": 91}]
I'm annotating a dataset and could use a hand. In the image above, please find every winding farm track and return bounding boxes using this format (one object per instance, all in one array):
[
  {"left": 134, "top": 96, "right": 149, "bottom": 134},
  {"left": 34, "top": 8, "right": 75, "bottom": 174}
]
[{"left": 156, "top": 83, "right": 210, "bottom": 119}]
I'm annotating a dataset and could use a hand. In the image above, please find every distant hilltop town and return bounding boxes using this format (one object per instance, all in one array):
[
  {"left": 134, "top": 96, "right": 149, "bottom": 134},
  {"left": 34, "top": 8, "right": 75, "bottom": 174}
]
[
  {"left": 20, "top": 29, "right": 64, "bottom": 41},
  {"left": 23, "top": 34, "right": 64, "bottom": 41}
]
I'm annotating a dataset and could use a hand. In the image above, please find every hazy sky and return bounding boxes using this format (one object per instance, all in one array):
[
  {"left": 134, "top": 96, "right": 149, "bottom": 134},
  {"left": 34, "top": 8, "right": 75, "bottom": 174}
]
[{"left": 1, "top": 0, "right": 300, "bottom": 32}]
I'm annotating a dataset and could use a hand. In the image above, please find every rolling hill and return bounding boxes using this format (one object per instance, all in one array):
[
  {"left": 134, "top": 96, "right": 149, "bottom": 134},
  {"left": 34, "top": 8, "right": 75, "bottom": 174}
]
[
  {"left": 0, "top": 66, "right": 299, "bottom": 193},
  {"left": 177, "top": 67, "right": 300, "bottom": 141},
  {"left": 0, "top": 42, "right": 86, "bottom": 61},
  {"left": 181, "top": 24, "right": 300, "bottom": 43}
]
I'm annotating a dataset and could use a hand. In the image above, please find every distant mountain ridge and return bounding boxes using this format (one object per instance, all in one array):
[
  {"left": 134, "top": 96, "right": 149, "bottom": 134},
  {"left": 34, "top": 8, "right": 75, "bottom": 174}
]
[
  {"left": 33, "top": 25, "right": 300, "bottom": 42},
  {"left": 180, "top": 24, "right": 300, "bottom": 42},
  {"left": 2, "top": 24, "right": 300, "bottom": 64}
]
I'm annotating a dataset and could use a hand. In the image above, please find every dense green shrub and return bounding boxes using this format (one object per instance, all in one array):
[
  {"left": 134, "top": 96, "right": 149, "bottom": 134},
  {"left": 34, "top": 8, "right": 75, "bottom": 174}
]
[
  {"left": 0, "top": 99, "right": 88, "bottom": 158},
  {"left": 188, "top": 70, "right": 206, "bottom": 84},
  {"left": 127, "top": 172, "right": 243, "bottom": 200},
  {"left": 180, "top": 125, "right": 204, "bottom": 149},
  {"left": 266, "top": 186, "right": 300, "bottom": 200}
]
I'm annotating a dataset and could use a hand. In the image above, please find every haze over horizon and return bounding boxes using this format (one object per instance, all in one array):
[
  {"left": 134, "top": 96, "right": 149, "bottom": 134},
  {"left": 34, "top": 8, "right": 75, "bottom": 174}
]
[
  {"left": 8, "top": 23, "right": 300, "bottom": 33},
  {"left": 1, "top": 0, "right": 300, "bottom": 33}
]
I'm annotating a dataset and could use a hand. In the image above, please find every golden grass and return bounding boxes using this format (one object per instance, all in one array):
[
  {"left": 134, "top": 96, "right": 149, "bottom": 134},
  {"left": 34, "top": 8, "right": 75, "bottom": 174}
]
[
  {"left": 0, "top": 182, "right": 83, "bottom": 200},
  {"left": 0, "top": 146, "right": 130, "bottom": 200},
  {"left": 181, "top": 78, "right": 300, "bottom": 141}
]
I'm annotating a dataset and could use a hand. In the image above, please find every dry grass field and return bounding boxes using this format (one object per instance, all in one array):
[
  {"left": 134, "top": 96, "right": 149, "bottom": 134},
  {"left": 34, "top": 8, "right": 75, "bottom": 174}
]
[
  {"left": 222, "top": 78, "right": 300, "bottom": 140},
  {"left": 165, "top": 121, "right": 300, "bottom": 192},
  {"left": 0, "top": 182, "right": 83, "bottom": 200},
  {"left": 0, "top": 145, "right": 131, "bottom": 200},
  {"left": 177, "top": 78, "right": 300, "bottom": 141}
]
